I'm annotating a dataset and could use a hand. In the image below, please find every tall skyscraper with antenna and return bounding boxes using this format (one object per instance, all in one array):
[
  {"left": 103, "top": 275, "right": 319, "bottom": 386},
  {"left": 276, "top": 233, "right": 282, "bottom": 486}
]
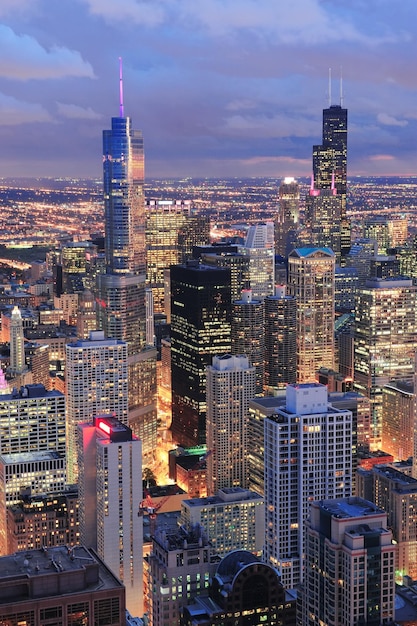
[
  {"left": 96, "top": 60, "right": 157, "bottom": 467},
  {"left": 312, "top": 71, "right": 349, "bottom": 257}
]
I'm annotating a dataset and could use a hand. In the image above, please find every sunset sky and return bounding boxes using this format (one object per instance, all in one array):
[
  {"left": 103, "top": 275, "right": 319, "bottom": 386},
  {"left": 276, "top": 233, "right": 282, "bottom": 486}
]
[{"left": 0, "top": 0, "right": 416, "bottom": 179}]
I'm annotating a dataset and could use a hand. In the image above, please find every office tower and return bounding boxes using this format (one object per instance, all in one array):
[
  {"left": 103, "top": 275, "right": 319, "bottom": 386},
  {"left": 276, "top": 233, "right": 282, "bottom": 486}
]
[
  {"left": 145, "top": 199, "right": 192, "bottom": 314},
  {"left": 0, "top": 546, "right": 126, "bottom": 625},
  {"left": 96, "top": 67, "right": 157, "bottom": 468},
  {"left": 145, "top": 287, "right": 154, "bottom": 346},
  {"left": 0, "top": 384, "right": 65, "bottom": 457},
  {"left": 148, "top": 524, "right": 218, "bottom": 626},
  {"left": 363, "top": 217, "right": 390, "bottom": 253},
  {"left": 180, "top": 487, "right": 264, "bottom": 557},
  {"left": 9, "top": 305, "right": 26, "bottom": 376},
  {"left": 334, "top": 265, "right": 358, "bottom": 312},
  {"left": 248, "top": 393, "right": 287, "bottom": 496},
  {"left": 287, "top": 247, "right": 335, "bottom": 382},
  {"left": 370, "top": 254, "right": 400, "bottom": 279},
  {"left": 275, "top": 177, "right": 299, "bottom": 258},
  {"left": 264, "top": 383, "right": 352, "bottom": 588},
  {"left": 7, "top": 487, "right": 79, "bottom": 554},
  {"left": 76, "top": 288, "right": 97, "bottom": 338},
  {"left": 78, "top": 415, "right": 143, "bottom": 617},
  {"left": 25, "top": 341, "right": 50, "bottom": 389},
  {"left": 345, "top": 238, "right": 377, "bottom": 285},
  {"left": 388, "top": 217, "right": 408, "bottom": 247},
  {"left": 201, "top": 250, "right": 250, "bottom": 303},
  {"left": 231, "top": 290, "right": 264, "bottom": 395},
  {"left": 65, "top": 330, "right": 128, "bottom": 483},
  {"left": 206, "top": 355, "right": 255, "bottom": 494},
  {"left": 60, "top": 240, "right": 99, "bottom": 292},
  {"left": 381, "top": 382, "right": 414, "bottom": 461},
  {"left": 169, "top": 445, "right": 209, "bottom": 498},
  {"left": 354, "top": 277, "right": 417, "bottom": 449},
  {"left": 302, "top": 498, "right": 395, "bottom": 626},
  {"left": 312, "top": 95, "right": 349, "bottom": 257},
  {"left": 170, "top": 262, "right": 231, "bottom": 446},
  {"left": 53, "top": 293, "right": 79, "bottom": 325},
  {"left": 181, "top": 550, "right": 297, "bottom": 626},
  {"left": 177, "top": 215, "right": 210, "bottom": 264},
  {"left": 264, "top": 285, "right": 297, "bottom": 392},
  {"left": 366, "top": 465, "right": 417, "bottom": 582},
  {"left": 305, "top": 180, "right": 342, "bottom": 262},
  {"left": 240, "top": 223, "right": 275, "bottom": 300}
]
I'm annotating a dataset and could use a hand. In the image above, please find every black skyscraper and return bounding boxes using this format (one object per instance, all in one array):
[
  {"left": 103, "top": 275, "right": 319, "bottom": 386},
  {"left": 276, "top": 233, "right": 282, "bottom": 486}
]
[
  {"left": 312, "top": 103, "right": 350, "bottom": 257},
  {"left": 170, "top": 262, "right": 231, "bottom": 446}
]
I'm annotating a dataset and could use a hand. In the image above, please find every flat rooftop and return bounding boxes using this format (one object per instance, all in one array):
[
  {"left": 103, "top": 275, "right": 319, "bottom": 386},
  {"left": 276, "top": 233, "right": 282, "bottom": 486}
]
[{"left": 319, "top": 497, "right": 384, "bottom": 519}]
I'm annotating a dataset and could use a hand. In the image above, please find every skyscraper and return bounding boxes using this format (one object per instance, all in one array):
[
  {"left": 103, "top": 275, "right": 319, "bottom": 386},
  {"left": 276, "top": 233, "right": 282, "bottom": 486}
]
[
  {"left": 170, "top": 262, "right": 231, "bottom": 446},
  {"left": 96, "top": 63, "right": 157, "bottom": 466},
  {"left": 65, "top": 330, "right": 128, "bottom": 483},
  {"left": 231, "top": 290, "right": 264, "bottom": 395},
  {"left": 302, "top": 498, "right": 395, "bottom": 626},
  {"left": 240, "top": 223, "right": 275, "bottom": 300},
  {"left": 264, "top": 285, "right": 297, "bottom": 392},
  {"left": 312, "top": 93, "right": 349, "bottom": 257},
  {"left": 287, "top": 247, "right": 335, "bottom": 382},
  {"left": 206, "top": 355, "right": 255, "bottom": 494},
  {"left": 354, "top": 277, "right": 417, "bottom": 449},
  {"left": 9, "top": 305, "right": 26, "bottom": 376},
  {"left": 263, "top": 383, "right": 352, "bottom": 588},
  {"left": 77, "top": 415, "right": 143, "bottom": 617},
  {"left": 275, "top": 177, "right": 299, "bottom": 258}
]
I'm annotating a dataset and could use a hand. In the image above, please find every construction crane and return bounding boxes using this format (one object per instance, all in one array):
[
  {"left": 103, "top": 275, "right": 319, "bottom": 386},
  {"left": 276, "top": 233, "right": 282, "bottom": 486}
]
[{"left": 139, "top": 492, "right": 170, "bottom": 536}]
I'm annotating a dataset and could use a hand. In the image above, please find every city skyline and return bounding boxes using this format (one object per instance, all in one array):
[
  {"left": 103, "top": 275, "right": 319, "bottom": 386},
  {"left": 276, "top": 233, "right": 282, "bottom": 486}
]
[{"left": 0, "top": 1, "right": 416, "bottom": 179}]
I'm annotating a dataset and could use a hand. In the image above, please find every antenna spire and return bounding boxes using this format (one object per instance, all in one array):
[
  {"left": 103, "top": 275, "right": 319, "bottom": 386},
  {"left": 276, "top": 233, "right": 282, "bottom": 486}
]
[
  {"left": 119, "top": 57, "right": 124, "bottom": 117},
  {"left": 328, "top": 67, "right": 332, "bottom": 107},
  {"left": 340, "top": 66, "right": 344, "bottom": 107}
]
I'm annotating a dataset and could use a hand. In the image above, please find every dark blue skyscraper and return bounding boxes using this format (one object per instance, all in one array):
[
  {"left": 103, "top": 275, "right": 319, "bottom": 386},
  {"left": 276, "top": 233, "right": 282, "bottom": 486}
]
[{"left": 97, "top": 62, "right": 157, "bottom": 466}]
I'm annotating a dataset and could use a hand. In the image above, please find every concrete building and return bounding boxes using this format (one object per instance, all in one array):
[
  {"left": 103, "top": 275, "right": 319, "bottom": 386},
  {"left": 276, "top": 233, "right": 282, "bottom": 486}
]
[
  {"left": 288, "top": 247, "right": 335, "bottom": 382},
  {"left": 231, "top": 290, "right": 264, "bottom": 395},
  {"left": 206, "top": 355, "right": 255, "bottom": 494},
  {"left": 354, "top": 278, "right": 417, "bottom": 449},
  {"left": 180, "top": 487, "right": 264, "bottom": 557},
  {"left": 147, "top": 523, "right": 219, "bottom": 626},
  {"left": 382, "top": 381, "right": 414, "bottom": 462},
  {"left": 65, "top": 330, "right": 128, "bottom": 483},
  {"left": 181, "top": 550, "right": 296, "bottom": 626},
  {"left": 264, "top": 383, "right": 352, "bottom": 588},
  {"left": 264, "top": 285, "right": 297, "bottom": 392},
  {"left": 0, "top": 545, "right": 126, "bottom": 625},
  {"left": 301, "top": 498, "right": 395, "bottom": 626},
  {"left": 77, "top": 415, "right": 143, "bottom": 618},
  {"left": 9, "top": 305, "right": 26, "bottom": 376}
]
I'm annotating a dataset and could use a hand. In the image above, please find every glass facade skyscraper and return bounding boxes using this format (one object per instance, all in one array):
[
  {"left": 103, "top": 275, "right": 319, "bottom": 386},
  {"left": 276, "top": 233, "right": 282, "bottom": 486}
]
[{"left": 96, "top": 81, "right": 157, "bottom": 467}]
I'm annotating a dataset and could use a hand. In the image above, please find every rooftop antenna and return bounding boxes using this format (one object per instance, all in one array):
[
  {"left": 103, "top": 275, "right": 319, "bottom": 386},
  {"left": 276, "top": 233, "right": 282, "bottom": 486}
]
[
  {"left": 119, "top": 57, "right": 124, "bottom": 117},
  {"left": 328, "top": 67, "right": 332, "bottom": 107},
  {"left": 340, "top": 66, "right": 344, "bottom": 107}
]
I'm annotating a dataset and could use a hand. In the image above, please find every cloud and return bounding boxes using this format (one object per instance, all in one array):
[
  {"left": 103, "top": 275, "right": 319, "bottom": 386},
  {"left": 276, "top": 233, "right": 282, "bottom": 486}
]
[
  {"left": 369, "top": 154, "right": 395, "bottom": 161},
  {"left": 0, "top": 25, "right": 95, "bottom": 80},
  {"left": 83, "top": 0, "right": 165, "bottom": 26},
  {"left": 377, "top": 112, "right": 408, "bottom": 127},
  {"left": 57, "top": 102, "right": 102, "bottom": 120},
  {"left": 0, "top": 92, "right": 52, "bottom": 125},
  {"left": 81, "top": 0, "right": 404, "bottom": 46}
]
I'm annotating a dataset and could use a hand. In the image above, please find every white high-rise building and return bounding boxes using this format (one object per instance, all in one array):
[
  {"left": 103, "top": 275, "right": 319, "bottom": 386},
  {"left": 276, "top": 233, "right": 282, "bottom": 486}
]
[
  {"left": 65, "top": 330, "right": 128, "bottom": 483},
  {"left": 77, "top": 415, "right": 143, "bottom": 617},
  {"left": 206, "top": 354, "right": 255, "bottom": 495},
  {"left": 9, "top": 306, "right": 26, "bottom": 376},
  {"left": 240, "top": 223, "right": 275, "bottom": 300},
  {"left": 264, "top": 383, "right": 352, "bottom": 589}
]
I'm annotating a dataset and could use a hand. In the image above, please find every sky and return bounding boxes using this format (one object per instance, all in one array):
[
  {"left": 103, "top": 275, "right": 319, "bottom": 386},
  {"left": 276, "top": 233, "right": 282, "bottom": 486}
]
[{"left": 0, "top": 0, "right": 416, "bottom": 180}]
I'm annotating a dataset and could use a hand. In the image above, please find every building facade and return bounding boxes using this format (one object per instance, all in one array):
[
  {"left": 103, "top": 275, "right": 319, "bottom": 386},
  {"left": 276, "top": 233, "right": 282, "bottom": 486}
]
[
  {"left": 206, "top": 355, "right": 255, "bottom": 494},
  {"left": 77, "top": 415, "right": 143, "bottom": 618},
  {"left": 287, "top": 247, "right": 335, "bottom": 382},
  {"left": 302, "top": 498, "right": 395, "bottom": 626},
  {"left": 264, "top": 383, "right": 352, "bottom": 588}
]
